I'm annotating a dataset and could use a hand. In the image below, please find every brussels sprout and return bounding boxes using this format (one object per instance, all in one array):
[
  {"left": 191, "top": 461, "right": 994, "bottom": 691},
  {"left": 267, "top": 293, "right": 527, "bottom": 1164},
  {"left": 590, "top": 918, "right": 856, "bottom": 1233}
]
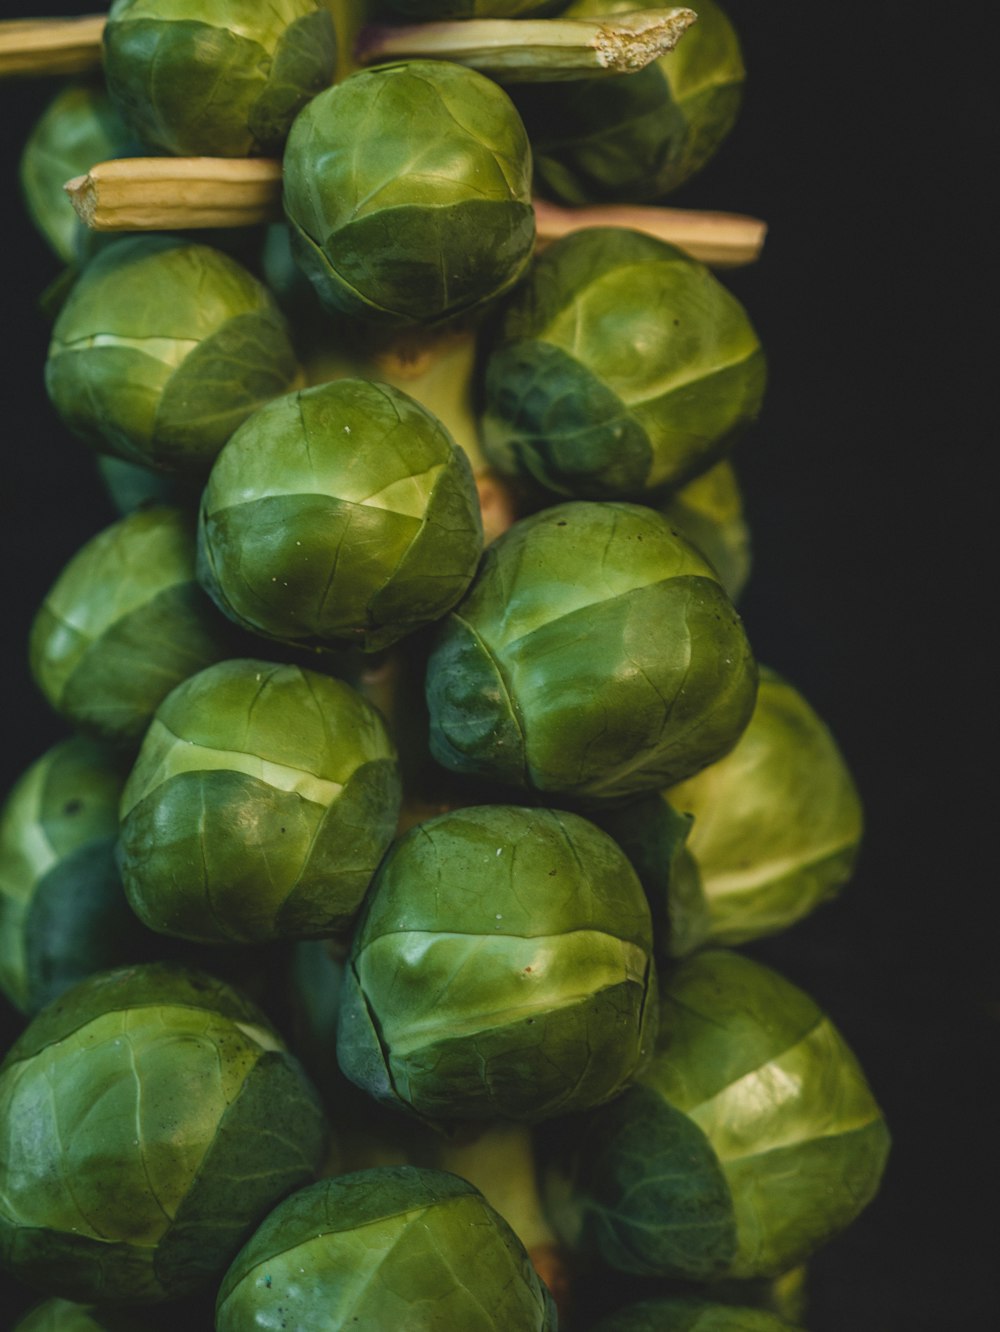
[
  {"left": 19, "top": 82, "right": 138, "bottom": 266},
  {"left": 13, "top": 1300, "right": 152, "bottom": 1331},
  {"left": 591, "top": 1296, "right": 802, "bottom": 1331},
  {"left": 118, "top": 659, "right": 401, "bottom": 945},
  {"left": 29, "top": 507, "right": 237, "bottom": 748},
  {"left": 482, "top": 228, "right": 765, "bottom": 501},
  {"left": 426, "top": 502, "right": 758, "bottom": 801},
  {"left": 338, "top": 804, "right": 656, "bottom": 1123},
  {"left": 0, "top": 738, "right": 149, "bottom": 1016},
  {"left": 103, "top": 0, "right": 336, "bottom": 157},
  {"left": 544, "top": 950, "right": 890, "bottom": 1282},
  {"left": 662, "top": 460, "right": 751, "bottom": 603},
  {"left": 45, "top": 236, "right": 299, "bottom": 476},
  {"left": 216, "top": 1167, "right": 558, "bottom": 1330},
  {"left": 0, "top": 964, "right": 328, "bottom": 1304},
  {"left": 283, "top": 61, "right": 535, "bottom": 325},
  {"left": 659, "top": 667, "right": 864, "bottom": 951},
  {"left": 197, "top": 379, "right": 483, "bottom": 653},
  {"left": 514, "top": 0, "right": 744, "bottom": 204}
]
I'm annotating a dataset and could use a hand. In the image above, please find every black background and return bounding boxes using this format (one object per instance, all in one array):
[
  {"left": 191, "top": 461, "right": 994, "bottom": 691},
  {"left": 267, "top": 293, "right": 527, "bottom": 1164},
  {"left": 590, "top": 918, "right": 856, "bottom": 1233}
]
[{"left": 0, "top": 2, "right": 995, "bottom": 1328}]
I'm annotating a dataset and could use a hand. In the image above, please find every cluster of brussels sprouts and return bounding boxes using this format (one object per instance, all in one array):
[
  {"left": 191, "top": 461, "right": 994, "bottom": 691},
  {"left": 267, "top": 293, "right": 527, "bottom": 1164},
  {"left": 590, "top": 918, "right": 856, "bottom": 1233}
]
[{"left": 1, "top": 2, "right": 889, "bottom": 1328}]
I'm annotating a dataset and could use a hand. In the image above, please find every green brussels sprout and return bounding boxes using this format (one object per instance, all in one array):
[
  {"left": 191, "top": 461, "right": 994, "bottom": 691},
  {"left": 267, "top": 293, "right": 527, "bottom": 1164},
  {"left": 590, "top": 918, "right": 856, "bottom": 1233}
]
[
  {"left": 19, "top": 82, "right": 138, "bottom": 266},
  {"left": 659, "top": 667, "right": 864, "bottom": 952},
  {"left": 118, "top": 659, "right": 401, "bottom": 945},
  {"left": 591, "top": 1296, "right": 802, "bottom": 1331},
  {"left": 29, "top": 506, "right": 237, "bottom": 748},
  {"left": 12, "top": 1300, "right": 152, "bottom": 1331},
  {"left": 197, "top": 379, "right": 484, "bottom": 653},
  {"left": 425, "top": 502, "right": 758, "bottom": 801},
  {"left": 338, "top": 804, "right": 657, "bottom": 1123},
  {"left": 215, "top": 1167, "right": 558, "bottom": 1330},
  {"left": 481, "top": 228, "right": 765, "bottom": 501},
  {"left": 514, "top": 0, "right": 744, "bottom": 204},
  {"left": 45, "top": 236, "right": 299, "bottom": 476},
  {"left": 544, "top": 950, "right": 890, "bottom": 1282},
  {"left": 0, "top": 964, "right": 328, "bottom": 1304},
  {"left": 661, "top": 460, "right": 751, "bottom": 603},
  {"left": 0, "top": 738, "right": 148, "bottom": 1016},
  {"left": 282, "top": 61, "right": 535, "bottom": 326},
  {"left": 102, "top": 0, "right": 336, "bottom": 157}
]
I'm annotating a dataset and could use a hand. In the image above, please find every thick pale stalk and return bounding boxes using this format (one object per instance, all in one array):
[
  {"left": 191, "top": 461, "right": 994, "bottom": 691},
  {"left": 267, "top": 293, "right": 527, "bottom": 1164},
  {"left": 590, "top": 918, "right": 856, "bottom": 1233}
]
[
  {"left": 65, "top": 157, "right": 285, "bottom": 232},
  {"left": 66, "top": 156, "right": 766, "bottom": 267},
  {"left": 3, "top": 8, "right": 692, "bottom": 82},
  {"left": 357, "top": 8, "right": 697, "bottom": 82},
  {"left": 435, "top": 1122, "right": 569, "bottom": 1315},
  {"left": 0, "top": 15, "right": 104, "bottom": 77},
  {"left": 534, "top": 197, "right": 768, "bottom": 267}
]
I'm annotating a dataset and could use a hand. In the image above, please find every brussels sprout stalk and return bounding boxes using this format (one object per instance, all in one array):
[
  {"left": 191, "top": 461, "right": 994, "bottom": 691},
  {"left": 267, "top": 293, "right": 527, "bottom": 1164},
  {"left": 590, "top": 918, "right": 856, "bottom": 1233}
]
[
  {"left": 0, "top": 16, "right": 104, "bottom": 78},
  {"left": 434, "top": 1122, "right": 570, "bottom": 1317},
  {"left": 3, "top": 9, "right": 694, "bottom": 83},
  {"left": 65, "top": 153, "right": 768, "bottom": 268},
  {"left": 357, "top": 9, "right": 698, "bottom": 82},
  {"left": 66, "top": 157, "right": 283, "bottom": 233}
]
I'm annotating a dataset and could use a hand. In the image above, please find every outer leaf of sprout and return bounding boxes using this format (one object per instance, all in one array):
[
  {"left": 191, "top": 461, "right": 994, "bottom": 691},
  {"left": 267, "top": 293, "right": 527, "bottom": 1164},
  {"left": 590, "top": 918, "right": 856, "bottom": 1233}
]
[
  {"left": 117, "top": 659, "right": 401, "bottom": 944},
  {"left": 0, "top": 964, "right": 328, "bottom": 1304},
  {"left": 103, "top": 0, "right": 336, "bottom": 156},
  {"left": 19, "top": 82, "right": 137, "bottom": 264},
  {"left": 337, "top": 804, "right": 657, "bottom": 1123},
  {"left": 543, "top": 950, "right": 890, "bottom": 1280},
  {"left": 216, "top": 1168, "right": 557, "bottom": 1329},
  {"left": 283, "top": 61, "right": 535, "bottom": 326},
  {"left": 426, "top": 501, "right": 758, "bottom": 801},
  {"left": 197, "top": 379, "right": 483, "bottom": 653},
  {"left": 0, "top": 738, "right": 148, "bottom": 1015},
  {"left": 663, "top": 667, "right": 864, "bottom": 950},
  {"left": 482, "top": 228, "right": 765, "bottom": 500},
  {"left": 28, "top": 506, "right": 237, "bottom": 748},
  {"left": 515, "top": 0, "right": 744, "bottom": 204},
  {"left": 45, "top": 237, "right": 299, "bottom": 476}
]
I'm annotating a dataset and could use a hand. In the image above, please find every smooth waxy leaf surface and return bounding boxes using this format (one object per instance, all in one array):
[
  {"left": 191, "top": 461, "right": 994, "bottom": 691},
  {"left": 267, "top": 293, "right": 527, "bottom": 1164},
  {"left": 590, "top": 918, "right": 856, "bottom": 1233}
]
[
  {"left": 45, "top": 238, "right": 298, "bottom": 475},
  {"left": 29, "top": 506, "right": 235, "bottom": 747},
  {"left": 543, "top": 951, "right": 890, "bottom": 1280},
  {"left": 104, "top": 0, "right": 335, "bottom": 156},
  {"left": 216, "top": 1168, "right": 557, "bottom": 1330},
  {"left": 426, "top": 502, "right": 758, "bottom": 800},
  {"left": 118, "top": 660, "right": 400, "bottom": 943},
  {"left": 514, "top": 0, "right": 744, "bottom": 204},
  {"left": 283, "top": 61, "right": 535, "bottom": 324},
  {"left": 338, "top": 804, "right": 656, "bottom": 1122},
  {"left": 0, "top": 738, "right": 142, "bottom": 1015},
  {"left": 198, "top": 379, "right": 483, "bottom": 652},
  {"left": 0, "top": 965, "right": 327, "bottom": 1304},
  {"left": 482, "top": 228, "right": 765, "bottom": 499}
]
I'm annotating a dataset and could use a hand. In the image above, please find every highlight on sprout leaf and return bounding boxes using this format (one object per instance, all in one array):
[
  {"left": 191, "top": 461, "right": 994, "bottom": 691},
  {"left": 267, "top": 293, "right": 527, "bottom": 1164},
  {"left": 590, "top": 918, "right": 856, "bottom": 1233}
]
[
  {"left": 45, "top": 236, "right": 300, "bottom": 476},
  {"left": 117, "top": 658, "right": 401, "bottom": 945},
  {"left": 29, "top": 506, "right": 238, "bottom": 749},
  {"left": 337, "top": 804, "right": 657, "bottom": 1123},
  {"left": 481, "top": 227, "right": 766, "bottom": 501},
  {"left": 0, "top": 964, "right": 328, "bottom": 1305},
  {"left": 283, "top": 60, "right": 535, "bottom": 326},
  {"left": 102, "top": 0, "right": 337, "bottom": 157},
  {"left": 426, "top": 501, "right": 758, "bottom": 801}
]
